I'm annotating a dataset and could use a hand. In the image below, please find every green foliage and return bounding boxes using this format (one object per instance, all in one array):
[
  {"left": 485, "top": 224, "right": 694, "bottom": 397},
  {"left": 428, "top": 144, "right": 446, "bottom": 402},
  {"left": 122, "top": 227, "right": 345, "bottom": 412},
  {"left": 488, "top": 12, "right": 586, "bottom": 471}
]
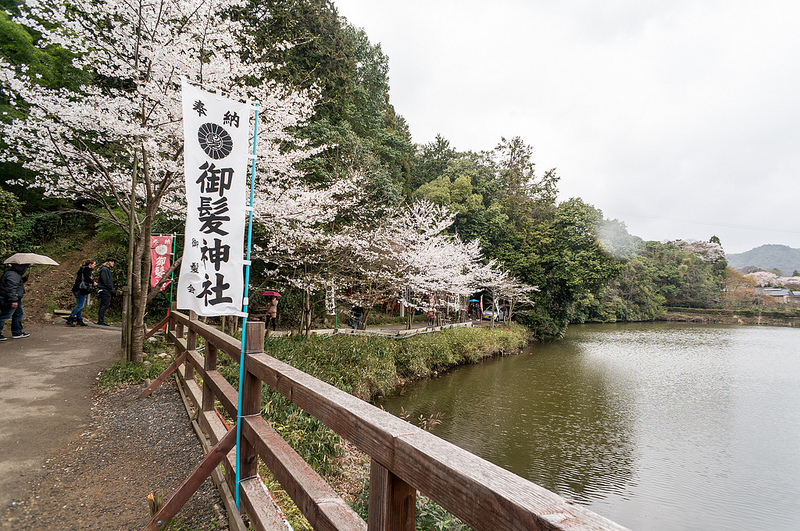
[
  {"left": 236, "top": 0, "right": 413, "bottom": 189},
  {"left": 0, "top": 186, "right": 21, "bottom": 258},
  {"left": 415, "top": 496, "right": 470, "bottom": 531},
  {"left": 407, "top": 136, "right": 622, "bottom": 338},
  {"left": 9, "top": 210, "right": 93, "bottom": 253},
  {"left": 98, "top": 355, "right": 172, "bottom": 387},
  {"left": 405, "top": 135, "right": 458, "bottom": 193},
  {"left": 0, "top": 8, "right": 92, "bottom": 196},
  {"left": 0, "top": 10, "right": 89, "bottom": 93},
  {"left": 498, "top": 198, "right": 620, "bottom": 338},
  {"left": 575, "top": 238, "right": 730, "bottom": 323},
  {"left": 261, "top": 325, "right": 528, "bottom": 402}
]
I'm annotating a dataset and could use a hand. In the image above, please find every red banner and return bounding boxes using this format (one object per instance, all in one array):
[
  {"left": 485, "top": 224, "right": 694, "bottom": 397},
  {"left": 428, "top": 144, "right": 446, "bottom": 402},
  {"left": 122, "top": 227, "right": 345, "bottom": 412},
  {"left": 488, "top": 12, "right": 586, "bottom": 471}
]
[{"left": 150, "top": 235, "right": 173, "bottom": 291}]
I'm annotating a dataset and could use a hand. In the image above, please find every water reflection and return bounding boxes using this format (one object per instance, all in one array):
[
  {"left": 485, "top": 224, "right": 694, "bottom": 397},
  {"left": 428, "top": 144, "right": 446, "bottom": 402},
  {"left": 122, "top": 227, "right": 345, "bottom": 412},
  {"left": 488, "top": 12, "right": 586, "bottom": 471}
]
[
  {"left": 377, "top": 323, "right": 800, "bottom": 531},
  {"left": 379, "top": 337, "right": 638, "bottom": 505}
]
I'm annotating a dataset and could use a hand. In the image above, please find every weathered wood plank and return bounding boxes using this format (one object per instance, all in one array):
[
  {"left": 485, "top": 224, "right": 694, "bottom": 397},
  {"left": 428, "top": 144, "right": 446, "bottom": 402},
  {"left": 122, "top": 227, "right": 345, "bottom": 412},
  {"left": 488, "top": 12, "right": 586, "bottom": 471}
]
[
  {"left": 238, "top": 477, "right": 291, "bottom": 531},
  {"left": 203, "top": 370, "right": 239, "bottom": 419},
  {"left": 177, "top": 365, "right": 203, "bottom": 413},
  {"left": 141, "top": 426, "right": 237, "bottom": 531},
  {"left": 175, "top": 374, "right": 248, "bottom": 531},
  {"left": 167, "top": 309, "right": 629, "bottom": 531},
  {"left": 246, "top": 352, "right": 419, "bottom": 464},
  {"left": 184, "top": 312, "right": 197, "bottom": 381},
  {"left": 171, "top": 310, "right": 241, "bottom": 360},
  {"left": 168, "top": 333, "right": 187, "bottom": 354},
  {"left": 368, "top": 460, "right": 415, "bottom": 531},
  {"left": 240, "top": 322, "right": 264, "bottom": 481},
  {"left": 202, "top": 343, "right": 219, "bottom": 412},
  {"left": 145, "top": 313, "right": 171, "bottom": 339},
  {"left": 137, "top": 350, "right": 188, "bottom": 399},
  {"left": 242, "top": 416, "right": 367, "bottom": 531},
  {"left": 185, "top": 347, "right": 205, "bottom": 374}
]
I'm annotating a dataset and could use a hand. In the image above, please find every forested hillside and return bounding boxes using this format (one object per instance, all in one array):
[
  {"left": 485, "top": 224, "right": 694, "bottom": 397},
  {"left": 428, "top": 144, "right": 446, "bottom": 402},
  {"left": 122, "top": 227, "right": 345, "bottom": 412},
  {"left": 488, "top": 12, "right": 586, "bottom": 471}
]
[
  {"left": 0, "top": 0, "right": 783, "bottom": 344},
  {"left": 726, "top": 244, "right": 800, "bottom": 276}
]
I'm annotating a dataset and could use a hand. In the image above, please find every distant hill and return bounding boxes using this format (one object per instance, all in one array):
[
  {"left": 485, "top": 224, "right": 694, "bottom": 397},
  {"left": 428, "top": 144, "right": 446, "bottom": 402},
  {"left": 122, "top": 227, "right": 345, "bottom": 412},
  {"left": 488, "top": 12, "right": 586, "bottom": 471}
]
[{"left": 726, "top": 244, "right": 800, "bottom": 275}]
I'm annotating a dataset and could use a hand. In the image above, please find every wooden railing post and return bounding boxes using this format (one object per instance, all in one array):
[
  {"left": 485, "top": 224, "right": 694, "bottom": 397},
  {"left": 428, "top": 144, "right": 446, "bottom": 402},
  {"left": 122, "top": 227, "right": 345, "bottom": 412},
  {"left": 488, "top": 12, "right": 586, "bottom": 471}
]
[
  {"left": 368, "top": 459, "right": 416, "bottom": 531},
  {"left": 185, "top": 310, "right": 197, "bottom": 382},
  {"left": 240, "top": 321, "right": 265, "bottom": 483},
  {"left": 169, "top": 302, "right": 178, "bottom": 344},
  {"left": 202, "top": 342, "right": 218, "bottom": 413}
]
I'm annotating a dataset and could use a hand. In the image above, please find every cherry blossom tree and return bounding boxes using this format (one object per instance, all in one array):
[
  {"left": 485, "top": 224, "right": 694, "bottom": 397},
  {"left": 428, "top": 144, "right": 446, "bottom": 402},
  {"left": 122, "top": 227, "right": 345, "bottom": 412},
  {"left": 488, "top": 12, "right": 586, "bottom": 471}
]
[
  {"left": 670, "top": 240, "right": 726, "bottom": 263},
  {"left": 478, "top": 264, "right": 538, "bottom": 325},
  {"left": 251, "top": 172, "right": 367, "bottom": 335},
  {"left": 0, "top": 0, "right": 319, "bottom": 361},
  {"left": 777, "top": 276, "right": 800, "bottom": 289},
  {"left": 337, "top": 199, "right": 537, "bottom": 330},
  {"left": 746, "top": 271, "right": 778, "bottom": 287}
]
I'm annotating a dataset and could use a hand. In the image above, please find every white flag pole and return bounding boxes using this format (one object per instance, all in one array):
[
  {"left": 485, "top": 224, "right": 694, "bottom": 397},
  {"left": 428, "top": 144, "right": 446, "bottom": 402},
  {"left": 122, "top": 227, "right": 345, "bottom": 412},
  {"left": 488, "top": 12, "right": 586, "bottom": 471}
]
[{"left": 235, "top": 102, "right": 259, "bottom": 509}]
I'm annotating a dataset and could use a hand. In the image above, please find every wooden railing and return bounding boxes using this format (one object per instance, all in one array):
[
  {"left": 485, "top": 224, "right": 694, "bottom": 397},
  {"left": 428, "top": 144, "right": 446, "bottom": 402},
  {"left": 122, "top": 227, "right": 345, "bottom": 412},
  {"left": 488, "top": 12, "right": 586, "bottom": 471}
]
[{"left": 143, "top": 308, "right": 630, "bottom": 531}]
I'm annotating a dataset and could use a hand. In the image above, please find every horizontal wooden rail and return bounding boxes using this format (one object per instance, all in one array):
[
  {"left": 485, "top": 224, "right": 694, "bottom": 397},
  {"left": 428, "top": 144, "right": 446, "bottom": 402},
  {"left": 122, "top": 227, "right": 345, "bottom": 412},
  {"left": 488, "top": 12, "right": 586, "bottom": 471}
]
[
  {"left": 245, "top": 352, "right": 628, "bottom": 531},
  {"left": 159, "top": 308, "right": 628, "bottom": 531}
]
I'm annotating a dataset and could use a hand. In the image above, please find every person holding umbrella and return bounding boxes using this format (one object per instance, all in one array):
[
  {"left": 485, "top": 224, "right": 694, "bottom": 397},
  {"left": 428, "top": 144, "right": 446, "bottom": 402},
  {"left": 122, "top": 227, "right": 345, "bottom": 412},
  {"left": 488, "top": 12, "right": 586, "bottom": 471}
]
[
  {"left": 0, "top": 263, "right": 30, "bottom": 340},
  {"left": 0, "top": 253, "right": 58, "bottom": 339},
  {"left": 260, "top": 290, "right": 281, "bottom": 333}
]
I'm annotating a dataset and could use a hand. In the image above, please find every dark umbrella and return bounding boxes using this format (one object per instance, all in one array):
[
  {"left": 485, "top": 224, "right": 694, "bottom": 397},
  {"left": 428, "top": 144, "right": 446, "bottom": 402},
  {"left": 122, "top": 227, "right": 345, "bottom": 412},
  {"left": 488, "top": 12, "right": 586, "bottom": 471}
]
[{"left": 260, "top": 290, "right": 281, "bottom": 297}]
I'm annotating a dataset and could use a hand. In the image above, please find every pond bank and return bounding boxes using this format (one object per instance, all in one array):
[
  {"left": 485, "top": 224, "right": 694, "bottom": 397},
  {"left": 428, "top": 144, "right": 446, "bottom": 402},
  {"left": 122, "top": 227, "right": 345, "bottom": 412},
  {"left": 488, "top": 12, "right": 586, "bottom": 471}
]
[{"left": 660, "top": 308, "right": 800, "bottom": 327}]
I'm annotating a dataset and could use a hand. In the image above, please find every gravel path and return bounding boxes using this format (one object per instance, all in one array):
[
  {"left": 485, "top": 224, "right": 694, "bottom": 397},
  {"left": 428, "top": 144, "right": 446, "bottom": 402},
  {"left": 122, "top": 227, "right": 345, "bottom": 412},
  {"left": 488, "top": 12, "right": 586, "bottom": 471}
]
[{"left": 3, "top": 382, "right": 228, "bottom": 530}]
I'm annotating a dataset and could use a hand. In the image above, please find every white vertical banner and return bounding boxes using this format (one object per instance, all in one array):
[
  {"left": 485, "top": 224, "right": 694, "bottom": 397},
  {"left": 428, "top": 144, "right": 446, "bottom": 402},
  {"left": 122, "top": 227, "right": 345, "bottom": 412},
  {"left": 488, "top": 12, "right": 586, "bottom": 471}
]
[{"left": 178, "top": 80, "right": 251, "bottom": 316}]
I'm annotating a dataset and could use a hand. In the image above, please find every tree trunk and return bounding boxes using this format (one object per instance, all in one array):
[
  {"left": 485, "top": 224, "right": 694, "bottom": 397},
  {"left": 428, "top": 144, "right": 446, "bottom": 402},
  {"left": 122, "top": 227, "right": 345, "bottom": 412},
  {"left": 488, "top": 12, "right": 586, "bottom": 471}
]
[
  {"left": 301, "top": 287, "right": 312, "bottom": 337},
  {"left": 129, "top": 203, "right": 156, "bottom": 364}
]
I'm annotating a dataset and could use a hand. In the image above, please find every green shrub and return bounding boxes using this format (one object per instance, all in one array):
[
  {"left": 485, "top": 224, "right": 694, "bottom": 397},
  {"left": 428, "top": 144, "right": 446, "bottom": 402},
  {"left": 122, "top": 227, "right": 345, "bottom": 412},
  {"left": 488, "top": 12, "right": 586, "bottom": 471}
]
[{"left": 98, "top": 355, "right": 172, "bottom": 387}]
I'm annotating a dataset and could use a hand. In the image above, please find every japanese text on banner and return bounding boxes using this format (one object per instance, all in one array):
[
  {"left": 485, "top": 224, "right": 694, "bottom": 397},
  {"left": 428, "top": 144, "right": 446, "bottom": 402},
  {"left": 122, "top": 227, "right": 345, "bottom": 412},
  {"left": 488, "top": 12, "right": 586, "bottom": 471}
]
[
  {"left": 150, "top": 235, "right": 173, "bottom": 291},
  {"left": 177, "top": 80, "right": 250, "bottom": 316}
]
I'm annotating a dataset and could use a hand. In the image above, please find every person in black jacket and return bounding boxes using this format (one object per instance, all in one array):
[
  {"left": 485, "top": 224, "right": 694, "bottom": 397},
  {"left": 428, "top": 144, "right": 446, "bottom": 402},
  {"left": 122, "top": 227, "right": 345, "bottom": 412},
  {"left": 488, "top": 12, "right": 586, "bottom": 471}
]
[
  {"left": 66, "top": 259, "right": 97, "bottom": 327},
  {"left": 95, "top": 258, "right": 115, "bottom": 326},
  {"left": 0, "top": 263, "right": 30, "bottom": 340}
]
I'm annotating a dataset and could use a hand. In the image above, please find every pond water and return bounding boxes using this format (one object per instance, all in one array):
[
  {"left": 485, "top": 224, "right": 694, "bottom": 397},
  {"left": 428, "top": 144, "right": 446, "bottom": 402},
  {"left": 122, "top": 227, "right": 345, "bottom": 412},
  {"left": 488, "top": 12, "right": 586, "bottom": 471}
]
[{"left": 376, "top": 323, "right": 800, "bottom": 530}]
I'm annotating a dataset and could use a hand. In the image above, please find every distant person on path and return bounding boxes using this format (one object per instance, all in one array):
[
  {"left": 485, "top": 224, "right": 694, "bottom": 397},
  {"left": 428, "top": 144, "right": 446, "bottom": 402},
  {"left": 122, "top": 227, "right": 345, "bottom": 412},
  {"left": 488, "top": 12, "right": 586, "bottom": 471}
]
[
  {"left": 349, "top": 304, "right": 363, "bottom": 329},
  {"left": 265, "top": 295, "right": 278, "bottom": 332},
  {"left": 95, "top": 258, "right": 115, "bottom": 326},
  {"left": 0, "top": 263, "right": 30, "bottom": 340},
  {"left": 67, "top": 259, "right": 96, "bottom": 327}
]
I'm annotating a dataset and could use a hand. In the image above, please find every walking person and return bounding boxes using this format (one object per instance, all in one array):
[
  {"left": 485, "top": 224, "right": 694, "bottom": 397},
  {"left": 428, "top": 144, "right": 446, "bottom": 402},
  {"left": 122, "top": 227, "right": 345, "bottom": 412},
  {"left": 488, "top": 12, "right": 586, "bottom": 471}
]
[
  {"left": 0, "top": 263, "right": 30, "bottom": 340},
  {"left": 66, "top": 259, "right": 96, "bottom": 327},
  {"left": 265, "top": 295, "right": 278, "bottom": 333},
  {"left": 95, "top": 258, "right": 115, "bottom": 326}
]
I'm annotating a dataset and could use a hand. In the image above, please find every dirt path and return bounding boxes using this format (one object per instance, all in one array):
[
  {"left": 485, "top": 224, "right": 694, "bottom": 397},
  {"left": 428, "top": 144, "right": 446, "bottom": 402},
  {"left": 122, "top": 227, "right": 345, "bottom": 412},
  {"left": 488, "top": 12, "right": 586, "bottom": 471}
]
[
  {"left": 0, "top": 324, "right": 120, "bottom": 510},
  {"left": 1, "top": 251, "right": 227, "bottom": 529},
  {"left": 0, "top": 323, "right": 226, "bottom": 529}
]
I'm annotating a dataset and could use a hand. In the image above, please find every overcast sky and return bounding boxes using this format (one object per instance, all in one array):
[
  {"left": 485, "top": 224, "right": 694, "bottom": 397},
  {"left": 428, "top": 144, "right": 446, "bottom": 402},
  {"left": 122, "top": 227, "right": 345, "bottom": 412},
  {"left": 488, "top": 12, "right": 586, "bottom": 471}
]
[{"left": 333, "top": 0, "right": 800, "bottom": 254}]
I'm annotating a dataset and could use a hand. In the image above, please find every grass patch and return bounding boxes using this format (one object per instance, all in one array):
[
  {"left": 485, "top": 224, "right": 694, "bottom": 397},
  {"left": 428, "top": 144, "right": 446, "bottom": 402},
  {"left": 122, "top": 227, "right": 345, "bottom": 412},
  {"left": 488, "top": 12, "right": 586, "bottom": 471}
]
[{"left": 97, "top": 336, "right": 174, "bottom": 387}]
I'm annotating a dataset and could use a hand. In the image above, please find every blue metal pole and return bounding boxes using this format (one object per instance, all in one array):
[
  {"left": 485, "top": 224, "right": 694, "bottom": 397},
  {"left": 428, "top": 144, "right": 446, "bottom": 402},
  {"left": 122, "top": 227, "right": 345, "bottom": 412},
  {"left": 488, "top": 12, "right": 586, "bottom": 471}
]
[{"left": 235, "top": 103, "right": 259, "bottom": 509}]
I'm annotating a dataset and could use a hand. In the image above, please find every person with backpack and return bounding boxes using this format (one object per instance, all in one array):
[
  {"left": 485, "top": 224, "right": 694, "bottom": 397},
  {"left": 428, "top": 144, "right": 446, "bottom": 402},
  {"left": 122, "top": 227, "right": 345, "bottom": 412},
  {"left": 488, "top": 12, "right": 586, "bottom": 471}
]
[
  {"left": 95, "top": 258, "right": 115, "bottom": 326},
  {"left": 66, "top": 259, "right": 97, "bottom": 327},
  {"left": 0, "top": 263, "right": 30, "bottom": 340}
]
